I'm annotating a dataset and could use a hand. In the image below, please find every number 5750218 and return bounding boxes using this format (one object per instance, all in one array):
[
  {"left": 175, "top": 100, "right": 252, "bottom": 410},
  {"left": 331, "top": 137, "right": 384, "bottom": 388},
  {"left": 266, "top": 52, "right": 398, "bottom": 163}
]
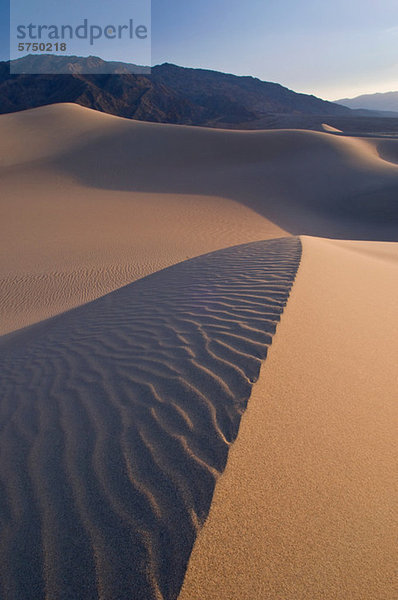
[{"left": 18, "top": 43, "right": 67, "bottom": 51}]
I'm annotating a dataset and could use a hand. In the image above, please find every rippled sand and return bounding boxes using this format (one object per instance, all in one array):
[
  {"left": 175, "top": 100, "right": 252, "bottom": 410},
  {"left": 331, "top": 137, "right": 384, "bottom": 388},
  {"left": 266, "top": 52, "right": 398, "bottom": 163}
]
[{"left": 0, "top": 238, "right": 300, "bottom": 599}]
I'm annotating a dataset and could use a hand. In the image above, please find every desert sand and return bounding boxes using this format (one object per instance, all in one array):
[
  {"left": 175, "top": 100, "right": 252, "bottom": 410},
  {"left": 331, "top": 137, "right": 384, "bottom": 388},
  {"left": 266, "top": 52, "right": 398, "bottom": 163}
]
[
  {"left": 0, "top": 104, "right": 397, "bottom": 600},
  {"left": 0, "top": 237, "right": 301, "bottom": 599},
  {"left": 179, "top": 236, "right": 398, "bottom": 600},
  {"left": 1, "top": 104, "right": 398, "bottom": 334}
]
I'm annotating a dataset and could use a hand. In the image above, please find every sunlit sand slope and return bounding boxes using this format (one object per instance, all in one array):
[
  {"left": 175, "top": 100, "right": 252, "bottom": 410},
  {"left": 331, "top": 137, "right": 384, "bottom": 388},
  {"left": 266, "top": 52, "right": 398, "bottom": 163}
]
[
  {"left": 179, "top": 236, "right": 398, "bottom": 600},
  {"left": 0, "top": 237, "right": 300, "bottom": 600}
]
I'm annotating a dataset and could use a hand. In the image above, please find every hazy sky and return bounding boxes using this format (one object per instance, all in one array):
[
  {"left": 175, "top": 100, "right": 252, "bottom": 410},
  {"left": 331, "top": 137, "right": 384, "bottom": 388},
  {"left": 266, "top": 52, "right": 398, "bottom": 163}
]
[{"left": 2, "top": 0, "right": 398, "bottom": 99}]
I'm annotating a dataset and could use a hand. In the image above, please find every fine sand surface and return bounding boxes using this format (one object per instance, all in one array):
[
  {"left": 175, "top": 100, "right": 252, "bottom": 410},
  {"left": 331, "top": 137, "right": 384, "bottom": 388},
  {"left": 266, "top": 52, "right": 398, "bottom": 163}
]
[
  {"left": 179, "top": 236, "right": 398, "bottom": 600},
  {"left": 0, "top": 238, "right": 300, "bottom": 600},
  {"left": 1, "top": 103, "right": 398, "bottom": 333},
  {"left": 1, "top": 103, "right": 397, "bottom": 600}
]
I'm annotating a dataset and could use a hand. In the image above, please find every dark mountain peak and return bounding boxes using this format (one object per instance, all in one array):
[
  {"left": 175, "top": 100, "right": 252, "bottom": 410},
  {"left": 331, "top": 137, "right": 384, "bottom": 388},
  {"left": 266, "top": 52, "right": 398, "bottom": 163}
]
[{"left": 1, "top": 54, "right": 352, "bottom": 126}]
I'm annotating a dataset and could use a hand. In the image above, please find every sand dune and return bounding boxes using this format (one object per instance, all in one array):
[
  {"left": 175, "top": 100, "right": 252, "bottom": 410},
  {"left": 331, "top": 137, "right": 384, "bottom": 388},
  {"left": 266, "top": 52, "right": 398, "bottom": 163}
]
[
  {"left": 1, "top": 103, "right": 398, "bottom": 334},
  {"left": 321, "top": 123, "right": 342, "bottom": 133},
  {"left": 0, "top": 237, "right": 300, "bottom": 600},
  {"left": 370, "top": 136, "right": 398, "bottom": 165},
  {"left": 0, "top": 104, "right": 288, "bottom": 334},
  {"left": 1, "top": 103, "right": 397, "bottom": 600},
  {"left": 179, "top": 236, "right": 398, "bottom": 600}
]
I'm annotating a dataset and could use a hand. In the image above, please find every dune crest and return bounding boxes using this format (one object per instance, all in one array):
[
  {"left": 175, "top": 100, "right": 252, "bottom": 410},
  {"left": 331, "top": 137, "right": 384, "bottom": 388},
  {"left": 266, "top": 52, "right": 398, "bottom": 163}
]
[
  {"left": 0, "top": 237, "right": 301, "bottom": 600},
  {"left": 321, "top": 123, "right": 342, "bottom": 133}
]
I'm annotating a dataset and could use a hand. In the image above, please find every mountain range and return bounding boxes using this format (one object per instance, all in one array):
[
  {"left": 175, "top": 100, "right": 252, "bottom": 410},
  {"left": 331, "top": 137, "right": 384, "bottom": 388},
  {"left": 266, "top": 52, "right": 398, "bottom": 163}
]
[
  {"left": 2, "top": 55, "right": 398, "bottom": 133},
  {"left": 336, "top": 91, "right": 398, "bottom": 114},
  {"left": 0, "top": 54, "right": 349, "bottom": 123}
]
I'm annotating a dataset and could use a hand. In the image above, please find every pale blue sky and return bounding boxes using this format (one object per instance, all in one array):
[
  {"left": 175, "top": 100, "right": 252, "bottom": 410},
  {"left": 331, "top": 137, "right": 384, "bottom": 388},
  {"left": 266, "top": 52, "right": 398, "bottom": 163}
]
[{"left": 2, "top": 0, "right": 398, "bottom": 99}]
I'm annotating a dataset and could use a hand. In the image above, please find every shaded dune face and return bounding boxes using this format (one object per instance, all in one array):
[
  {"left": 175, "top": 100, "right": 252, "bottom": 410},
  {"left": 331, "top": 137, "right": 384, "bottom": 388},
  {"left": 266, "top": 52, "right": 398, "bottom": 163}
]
[
  {"left": 3, "top": 104, "right": 398, "bottom": 243},
  {"left": 45, "top": 115, "right": 398, "bottom": 239},
  {"left": 0, "top": 237, "right": 301, "bottom": 600}
]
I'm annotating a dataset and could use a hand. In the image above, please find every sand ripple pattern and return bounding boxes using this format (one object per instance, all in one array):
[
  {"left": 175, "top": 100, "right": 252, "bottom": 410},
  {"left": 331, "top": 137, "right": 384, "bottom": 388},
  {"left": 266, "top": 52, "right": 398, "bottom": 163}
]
[{"left": 0, "top": 237, "right": 301, "bottom": 600}]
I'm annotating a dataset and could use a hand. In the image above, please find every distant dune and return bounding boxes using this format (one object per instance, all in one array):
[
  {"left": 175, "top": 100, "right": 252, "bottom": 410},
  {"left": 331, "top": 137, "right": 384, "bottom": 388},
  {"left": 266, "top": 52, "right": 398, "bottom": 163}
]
[
  {"left": 321, "top": 122, "right": 342, "bottom": 133},
  {"left": 0, "top": 102, "right": 397, "bottom": 600},
  {"left": 1, "top": 103, "right": 398, "bottom": 334}
]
